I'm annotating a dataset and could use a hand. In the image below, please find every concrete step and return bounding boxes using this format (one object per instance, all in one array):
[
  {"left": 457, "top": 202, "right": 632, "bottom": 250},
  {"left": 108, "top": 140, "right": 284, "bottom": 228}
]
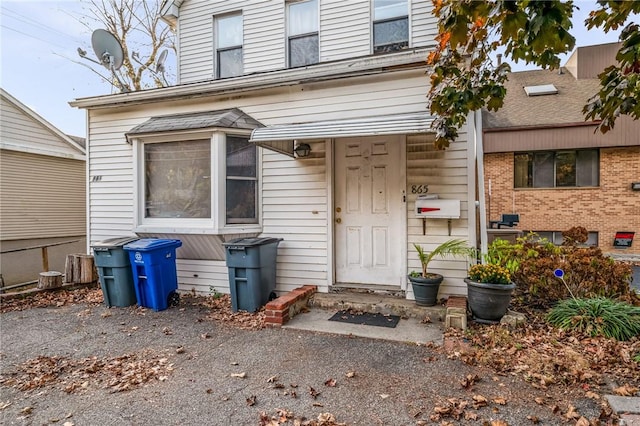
[{"left": 308, "top": 290, "right": 446, "bottom": 321}]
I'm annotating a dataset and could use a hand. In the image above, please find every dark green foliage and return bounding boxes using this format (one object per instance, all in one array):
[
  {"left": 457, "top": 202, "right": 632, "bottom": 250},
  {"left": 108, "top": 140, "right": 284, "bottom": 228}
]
[{"left": 547, "top": 297, "right": 640, "bottom": 341}]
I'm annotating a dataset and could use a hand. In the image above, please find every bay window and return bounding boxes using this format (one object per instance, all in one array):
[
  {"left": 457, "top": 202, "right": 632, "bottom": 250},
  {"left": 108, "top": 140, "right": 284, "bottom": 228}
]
[{"left": 135, "top": 132, "right": 258, "bottom": 233}]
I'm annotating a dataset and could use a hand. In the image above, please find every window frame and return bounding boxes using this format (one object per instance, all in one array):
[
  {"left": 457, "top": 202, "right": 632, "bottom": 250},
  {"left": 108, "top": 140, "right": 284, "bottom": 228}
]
[
  {"left": 132, "top": 129, "right": 261, "bottom": 235},
  {"left": 372, "top": 0, "right": 410, "bottom": 54},
  {"left": 513, "top": 149, "right": 600, "bottom": 189},
  {"left": 214, "top": 12, "right": 244, "bottom": 79},
  {"left": 286, "top": 0, "right": 319, "bottom": 68}
]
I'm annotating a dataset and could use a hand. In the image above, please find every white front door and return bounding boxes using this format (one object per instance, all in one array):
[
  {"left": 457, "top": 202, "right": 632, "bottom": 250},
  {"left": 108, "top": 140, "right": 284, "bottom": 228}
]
[{"left": 334, "top": 136, "right": 405, "bottom": 287}]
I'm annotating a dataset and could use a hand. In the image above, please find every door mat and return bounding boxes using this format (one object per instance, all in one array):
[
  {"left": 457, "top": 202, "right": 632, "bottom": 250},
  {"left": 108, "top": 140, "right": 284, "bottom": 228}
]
[{"left": 328, "top": 310, "right": 400, "bottom": 328}]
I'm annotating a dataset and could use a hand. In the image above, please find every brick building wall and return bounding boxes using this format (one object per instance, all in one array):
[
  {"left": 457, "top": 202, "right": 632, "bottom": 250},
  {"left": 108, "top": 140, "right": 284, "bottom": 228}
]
[{"left": 484, "top": 146, "right": 640, "bottom": 255}]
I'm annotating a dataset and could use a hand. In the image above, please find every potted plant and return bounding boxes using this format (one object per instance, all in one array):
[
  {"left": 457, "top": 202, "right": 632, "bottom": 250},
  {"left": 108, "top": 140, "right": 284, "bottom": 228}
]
[
  {"left": 409, "top": 239, "right": 473, "bottom": 306},
  {"left": 464, "top": 239, "right": 519, "bottom": 323}
]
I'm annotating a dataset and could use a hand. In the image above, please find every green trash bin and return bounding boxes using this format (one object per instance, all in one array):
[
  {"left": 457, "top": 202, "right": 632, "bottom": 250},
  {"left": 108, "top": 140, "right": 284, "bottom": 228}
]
[
  {"left": 223, "top": 237, "right": 282, "bottom": 312},
  {"left": 92, "top": 236, "right": 139, "bottom": 307}
]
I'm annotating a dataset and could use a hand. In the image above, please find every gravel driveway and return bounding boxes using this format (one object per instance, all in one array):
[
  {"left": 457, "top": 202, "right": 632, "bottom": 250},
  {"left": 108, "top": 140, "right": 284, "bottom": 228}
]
[{"left": 0, "top": 295, "right": 607, "bottom": 425}]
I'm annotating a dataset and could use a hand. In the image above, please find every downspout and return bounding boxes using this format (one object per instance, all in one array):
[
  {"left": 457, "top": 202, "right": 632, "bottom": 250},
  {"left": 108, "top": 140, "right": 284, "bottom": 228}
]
[{"left": 475, "top": 109, "right": 488, "bottom": 258}]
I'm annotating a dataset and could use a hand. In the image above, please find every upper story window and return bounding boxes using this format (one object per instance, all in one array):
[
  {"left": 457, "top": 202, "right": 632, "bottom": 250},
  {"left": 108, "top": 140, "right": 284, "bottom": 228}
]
[
  {"left": 373, "top": 0, "right": 409, "bottom": 54},
  {"left": 215, "top": 12, "right": 243, "bottom": 78},
  {"left": 287, "top": 0, "right": 319, "bottom": 68},
  {"left": 514, "top": 149, "right": 599, "bottom": 188},
  {"left": 137, "top": 133, "right": 258, "bottom": 233}
]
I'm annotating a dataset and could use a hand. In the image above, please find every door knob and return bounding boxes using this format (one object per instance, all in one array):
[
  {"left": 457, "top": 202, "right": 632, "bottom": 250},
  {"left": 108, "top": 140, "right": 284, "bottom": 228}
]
[{"left": 336, "top": 218, "right": 342, "bottom": 224}]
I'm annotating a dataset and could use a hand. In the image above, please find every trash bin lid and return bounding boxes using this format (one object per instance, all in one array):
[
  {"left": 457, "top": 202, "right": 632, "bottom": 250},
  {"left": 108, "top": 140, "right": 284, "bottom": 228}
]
[
  {"left": 222, "top": 237, "right": 283, "bottom": 248},
  {"left": 123, "top": 238, "right": 183, "bottom": 251},
  {"left": 92, "top": 236, "right": 139, "bottom": 250}
]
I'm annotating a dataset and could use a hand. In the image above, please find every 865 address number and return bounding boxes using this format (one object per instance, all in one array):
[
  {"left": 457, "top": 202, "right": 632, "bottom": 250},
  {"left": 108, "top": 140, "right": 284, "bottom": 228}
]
[{"left": 410, "top": 185, "right": 429, "bottom": 194}]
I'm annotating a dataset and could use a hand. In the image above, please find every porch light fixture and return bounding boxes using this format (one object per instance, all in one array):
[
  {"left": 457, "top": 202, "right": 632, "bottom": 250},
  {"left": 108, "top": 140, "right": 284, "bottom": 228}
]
[
  {"left": 294, "top": 142, "right": 311, "bottom": 158},
  {"left": 632, "top": 182, "right": 640, "bottom": 191}
]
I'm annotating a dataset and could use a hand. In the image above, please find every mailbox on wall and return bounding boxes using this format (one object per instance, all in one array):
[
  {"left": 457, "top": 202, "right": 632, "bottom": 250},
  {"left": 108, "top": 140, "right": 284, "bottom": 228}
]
[{"left": 415, "top": 195, "right": 461, "bottom": 219}]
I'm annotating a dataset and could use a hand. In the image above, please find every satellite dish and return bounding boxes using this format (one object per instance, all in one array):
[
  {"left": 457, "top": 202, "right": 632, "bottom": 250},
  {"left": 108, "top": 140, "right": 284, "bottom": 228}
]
[
  {"left": 91, "top": 29, "right": 124, "bottom": 70},
  {"left": 156, "top": 49, "right": 168, "bottom": 73},
  {"left": 79, "top": 29, "right": 129, "bottom": 92}
]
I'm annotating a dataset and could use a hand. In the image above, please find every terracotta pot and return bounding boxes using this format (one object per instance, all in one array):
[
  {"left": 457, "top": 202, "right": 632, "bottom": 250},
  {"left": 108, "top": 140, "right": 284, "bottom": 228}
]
[{"left": 464, "top": 278, "right": 515, "bottom": 323}]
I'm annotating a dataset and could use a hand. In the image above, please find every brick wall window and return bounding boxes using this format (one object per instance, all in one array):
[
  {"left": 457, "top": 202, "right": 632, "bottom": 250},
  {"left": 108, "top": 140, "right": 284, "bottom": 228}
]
[
  {"left": 514, "top": 149, "right": 599, "bottom": 188},
  {"left": 532, "top": 231, "right": 599, "bottom": 247}
]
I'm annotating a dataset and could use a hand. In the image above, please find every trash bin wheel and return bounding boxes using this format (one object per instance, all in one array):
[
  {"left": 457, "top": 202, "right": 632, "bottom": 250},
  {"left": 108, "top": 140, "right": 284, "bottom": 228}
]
[
  {"left": 168, "top": 291, "right": 180, "bottom": 307},
  {"left": 268, "top": 291, "right": 278, "bottom": 301}
]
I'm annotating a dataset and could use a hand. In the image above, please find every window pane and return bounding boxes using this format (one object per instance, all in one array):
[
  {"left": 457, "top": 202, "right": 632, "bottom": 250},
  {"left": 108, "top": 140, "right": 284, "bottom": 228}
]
[
  {"left": 226, "top": 136, "right": 256, "bottom": 178},
  {"left": 144, "top": 140, "right": 211, "bottom": 218},
  {"left": 514, "top": 153, "right": 532, "bottom": 188},
  {"left": 218, "top": 48, "right": 243, "bottom": 78},
  {"left": 217, "top": 13, "right": 242, "bottom": 48},
  {"left": 374, "top": 0, "right": 408, "bottom": 20},
  {"left": 533, "top": 152, "right": 554, "bottom": 188},
  {"left": 288, "top": 0, "right": 318, "bottom": 36},
  {"left": 576, "top": 150, "right": 599, "bottom": 187},
  {"left": 289, "top": 34, "right": 319, "bottom": 67},
  {"left": 373, "top": 18, "right": 408, "bottom": 52},
  {"left": 555, "top": 151, "right": 576, "bottom": 187},
  {"left": 226, "top": 180, "right": 256, "bottom": 222}
]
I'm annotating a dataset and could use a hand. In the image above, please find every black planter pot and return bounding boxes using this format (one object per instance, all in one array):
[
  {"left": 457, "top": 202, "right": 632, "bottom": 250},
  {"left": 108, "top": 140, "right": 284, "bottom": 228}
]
[
  {"left": 408, "top": 274, "right": 443, "bottom": 306},
  {"left": 464, "top": 278, "right": 515, "bottom": 323}
]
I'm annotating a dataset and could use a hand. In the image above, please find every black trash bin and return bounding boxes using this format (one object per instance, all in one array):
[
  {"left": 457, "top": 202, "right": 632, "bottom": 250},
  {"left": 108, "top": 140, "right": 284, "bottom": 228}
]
[
  {"left": 223, "top": 237, "right": 282, "bottom": 312},
  {"left": 92, "top": 236, "right": 139, "bottom": 307}
]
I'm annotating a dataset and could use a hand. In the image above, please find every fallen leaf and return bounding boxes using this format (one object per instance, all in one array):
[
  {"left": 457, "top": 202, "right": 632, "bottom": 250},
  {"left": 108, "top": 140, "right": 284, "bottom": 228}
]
[
  {"left": 246, "top": 395, "right": 256, "bottom": 406},
  {"left": 614, "top": 384, "right": 639, "bottom": 396},
  {"left": 534, "top": 397, "right": 545, "bottom": 405},
  {"left": 380, "top": 394, "right": 390, "bottom": 399},
  {"left": 176, "top": 346, "right": 185, "bottom": 354},
  {"left": 565, "top": 405, "right": 580, "bottom": 420},
  {"left": 345, "top": 371, "right": 356, "bottom": 378},
  {"left": 267, "top": 375, "right": 278, "bottom": 383},
  {"left": 312, "top": 402, "right": 324, "bottom": 407},
  {"left": 324, "top": 378, "right": 337, "bottom": 387},
  {"left": 575, "top": 417, "right": 590, "bottom": 426},
  {"left": 527, "top": 415, "right": 540, "bottom": 424},
  {"left": 231, "top": 372, "right": 246, "bottom": 379},
  {"left": 206, "top": 389, "right": 213, "bottom": 394},
  {"left": 309, "top": 386, "right": 320, "bottom": 399},
  {"left": 162, "top": 327, "right": 172, "bottom": 335},
  {"left": 585, "top": 391, "right": 599, "bottom": 400},
  {"left": 493, "top": 397, "right": 507, "bottom": 405}
]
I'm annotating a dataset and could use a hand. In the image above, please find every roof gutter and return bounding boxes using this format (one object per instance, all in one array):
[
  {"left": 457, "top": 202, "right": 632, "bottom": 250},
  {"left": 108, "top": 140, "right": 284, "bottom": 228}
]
[{"left": 69, "top": 48, "right": 432, "bottom": 110}]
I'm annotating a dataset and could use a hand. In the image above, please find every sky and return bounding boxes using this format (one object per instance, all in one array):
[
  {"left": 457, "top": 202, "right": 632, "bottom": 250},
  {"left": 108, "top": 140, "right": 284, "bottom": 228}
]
[{"left": 0, "top": 0, "right": 633, "bottom": 138}]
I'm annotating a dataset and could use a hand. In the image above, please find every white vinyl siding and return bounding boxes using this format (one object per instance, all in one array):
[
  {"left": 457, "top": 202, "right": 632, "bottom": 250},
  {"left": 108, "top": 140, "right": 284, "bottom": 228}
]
[
  {"left": 84, "top": 68, "right": 467, "bottom": 297},
  {"left": 176, "top": 1, "right": 437, "bottom": 83},
  {"left": 406, "top": 133, "right": 471, "bottom": 297},
  {"left": 179, "top": 0, "right": 286, "bottom": 83},
  {"left": 0, "top": 150, "right": 86, "bottom": 240},
  {"left": 411, "top": 0, "right": 437, "bottom": 48},
  {"left": 320, "top": 0, "right": 370, "bottom": 62}
]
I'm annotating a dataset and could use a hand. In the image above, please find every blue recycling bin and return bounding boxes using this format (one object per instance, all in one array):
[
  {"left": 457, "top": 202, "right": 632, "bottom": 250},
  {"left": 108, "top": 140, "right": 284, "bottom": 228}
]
[
  {"left": 92, "top": 236, "right": 139, "bottom": 307},
  {"left": 123, "top": 239, "right": 182, "bottom": 311},
  {"left": 223, "top": 237, "right": 282, "bottom": 312}
]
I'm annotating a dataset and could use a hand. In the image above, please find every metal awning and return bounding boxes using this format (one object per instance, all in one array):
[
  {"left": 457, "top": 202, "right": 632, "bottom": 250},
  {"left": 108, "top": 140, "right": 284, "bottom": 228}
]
[
  {"left": 125, "top": 108, "right": 263, "bottom": 143},
  {"left": 249, "top": 112, "right": 434, "bottom": 157}
]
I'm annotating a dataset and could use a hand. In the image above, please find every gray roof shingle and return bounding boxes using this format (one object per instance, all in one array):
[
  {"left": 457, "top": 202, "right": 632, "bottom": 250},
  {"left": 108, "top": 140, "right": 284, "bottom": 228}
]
[{"left": 482, "top": 68, "right": 601, "bottom": 129}]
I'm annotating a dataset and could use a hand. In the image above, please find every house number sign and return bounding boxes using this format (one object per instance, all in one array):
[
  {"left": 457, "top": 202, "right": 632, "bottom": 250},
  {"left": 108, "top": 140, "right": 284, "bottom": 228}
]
[{"left": 410, "top": 185, "right": 429, "bottom": 194}]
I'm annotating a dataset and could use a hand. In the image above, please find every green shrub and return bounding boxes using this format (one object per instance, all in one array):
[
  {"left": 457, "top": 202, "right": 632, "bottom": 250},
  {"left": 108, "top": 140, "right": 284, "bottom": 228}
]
[{"left": 547, "top": 297, "right": 640, "bottom": 341}]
